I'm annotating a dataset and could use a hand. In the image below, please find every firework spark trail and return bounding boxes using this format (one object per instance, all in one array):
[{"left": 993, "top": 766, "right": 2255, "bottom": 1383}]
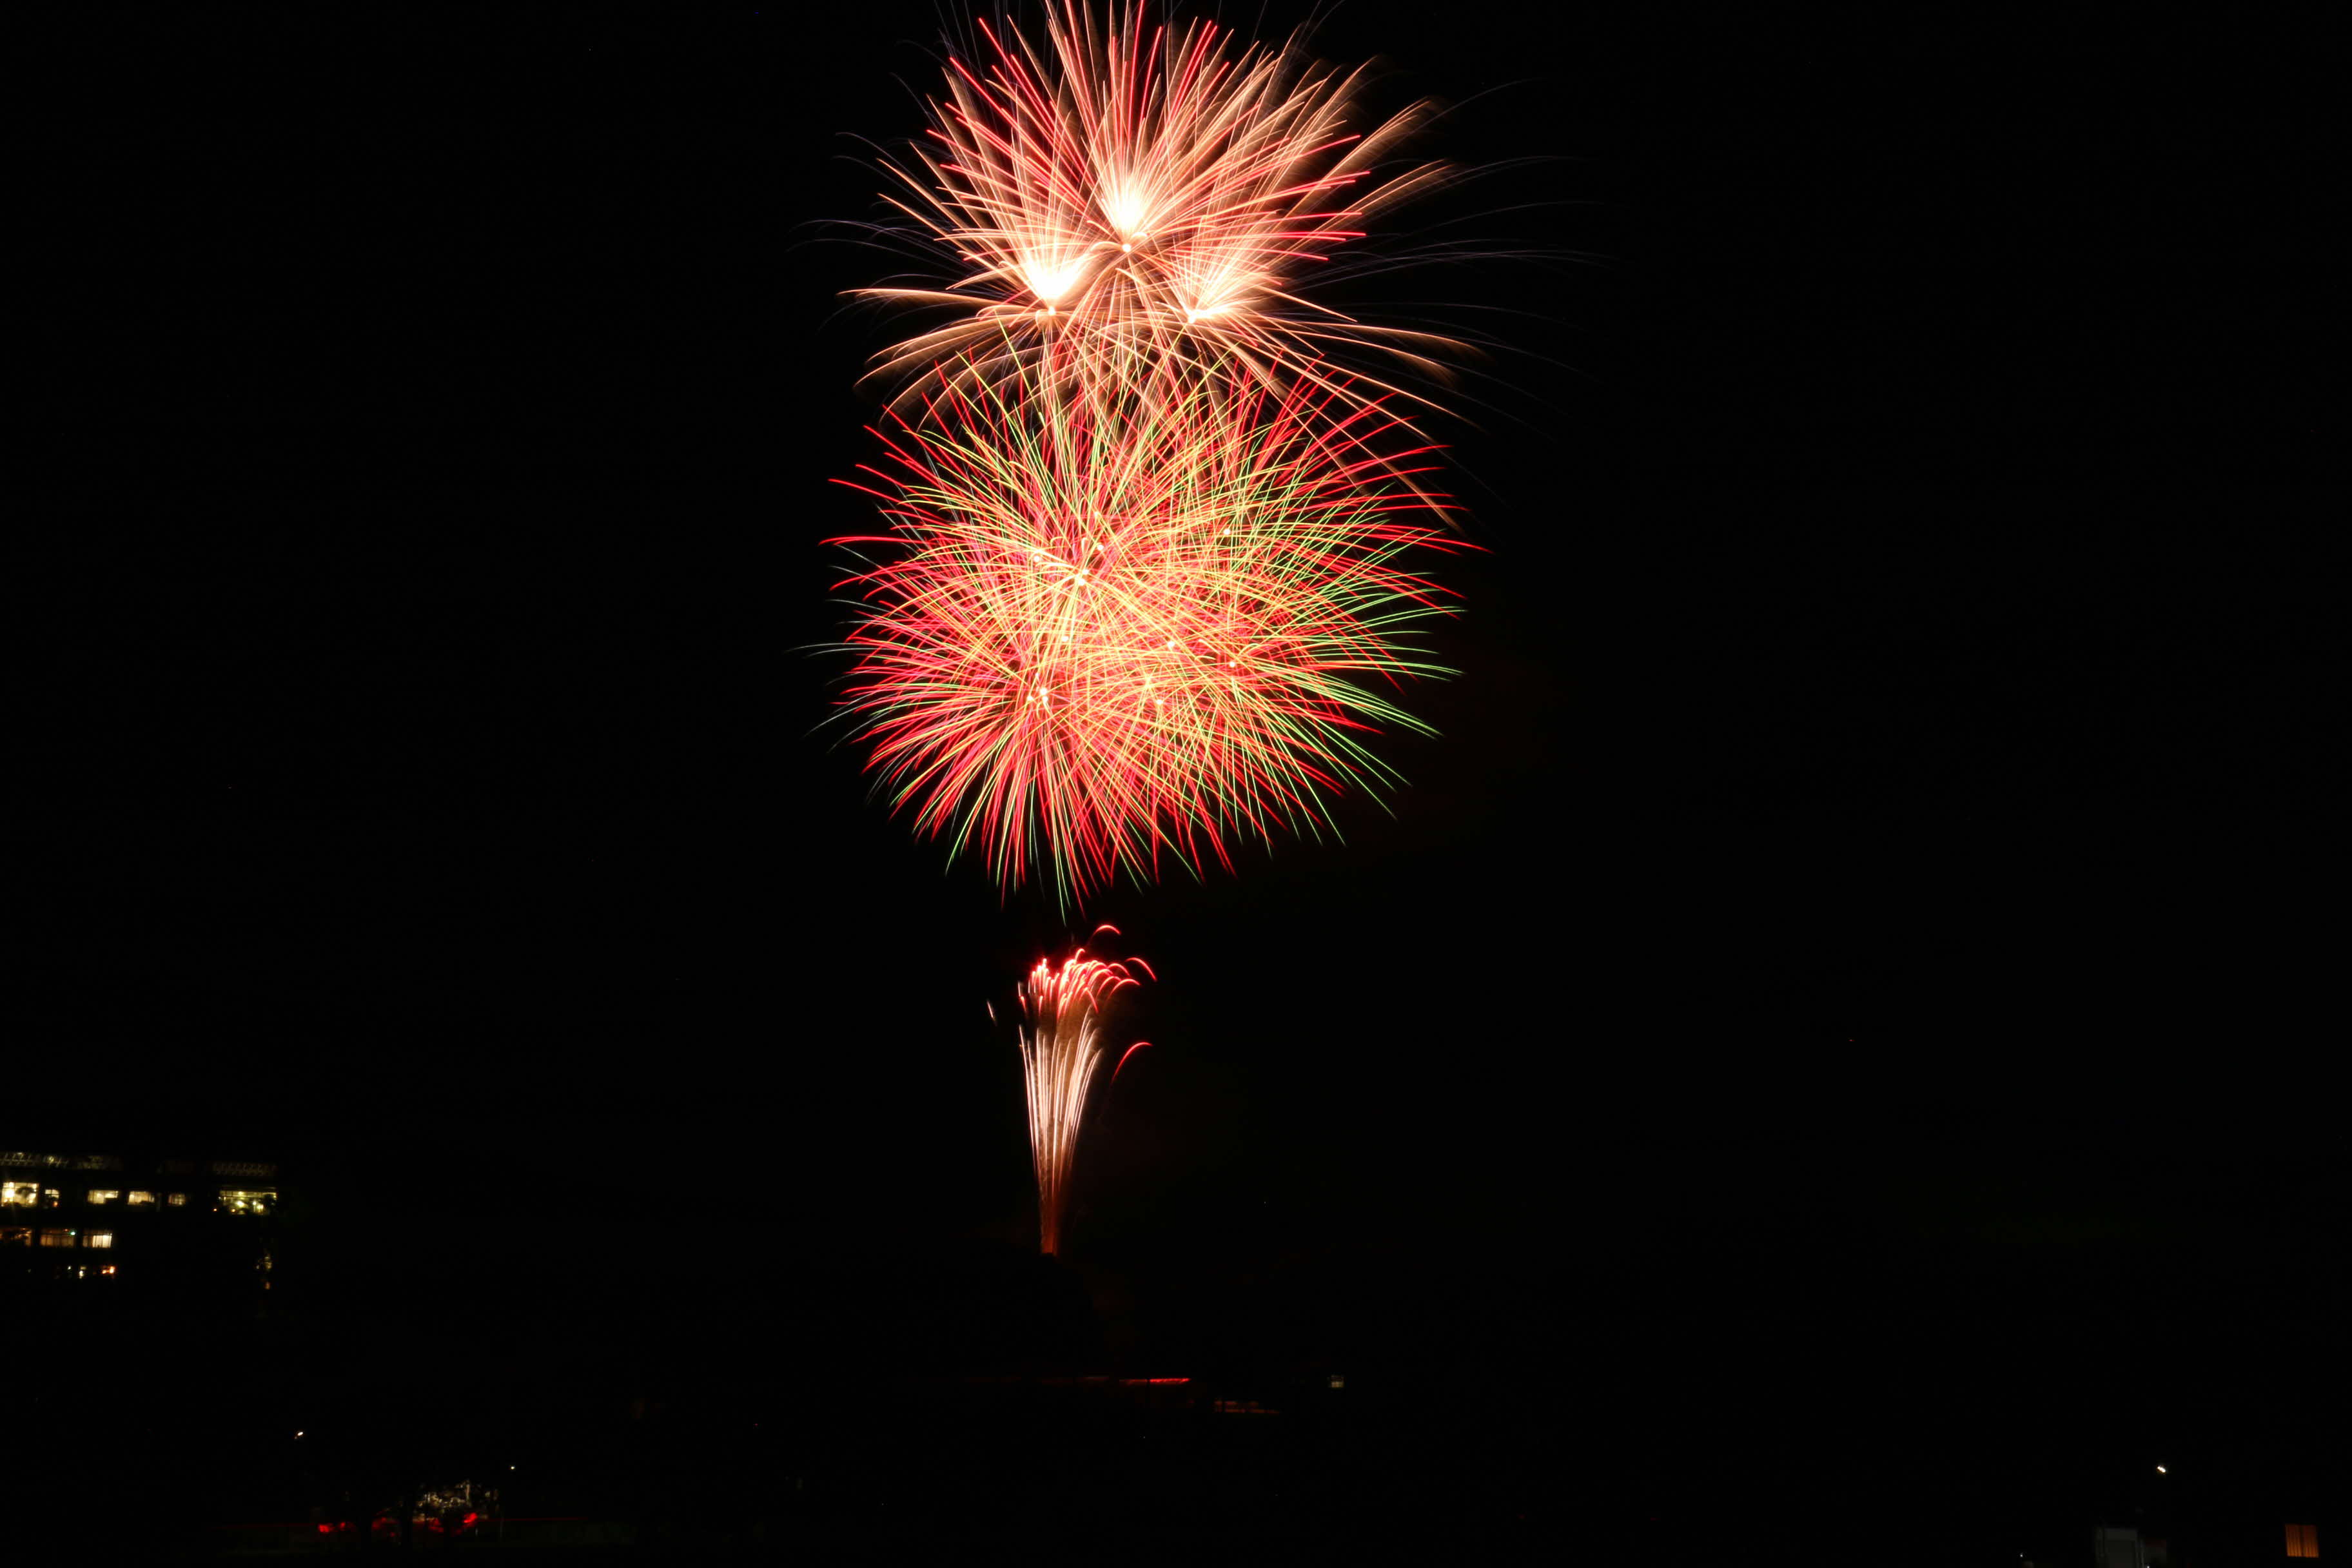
[
  {"left": 858, "top": 0, "right": 1458, "bottom": 427},
  {"left": 1014, "top": 931, "right": 1152, "bottom": 1254},
  {"left": 829, "top": 368, "right": 1462, "bottom": 905}
]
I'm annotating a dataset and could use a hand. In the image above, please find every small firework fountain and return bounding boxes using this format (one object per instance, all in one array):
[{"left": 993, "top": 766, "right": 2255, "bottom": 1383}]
[{"left": 1006, "top": 930, "right": 1153, "bottom": 1254}]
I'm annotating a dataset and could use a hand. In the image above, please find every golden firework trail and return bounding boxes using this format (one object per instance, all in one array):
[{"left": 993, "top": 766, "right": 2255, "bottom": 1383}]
[
  {"left": 1010, "top": 929, "right": 1153, "bottom": 1254},
  {"left": 858, "top": 0, "right": 1458, "bottom": 427}
]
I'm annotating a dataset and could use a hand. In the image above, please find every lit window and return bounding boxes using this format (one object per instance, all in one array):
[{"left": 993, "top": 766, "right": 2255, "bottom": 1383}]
[
  {"left": 128, "top": 1191, "right": 156, "bottom": 1206},
  {"left": 218, "top": 1189, "right": 277, "bottom": 1217},
  {"left": 2288, "top": 1525, "right": 2320, "bottom": 1559},
  {"left": 85, "top": 1231, "right": 113, "bottom": 1250},
  {"left": 0, "top": 1226, "right": 30, "bottom": 1247},
  {"left": 88, "top": 1189, "right": 121, "bottom": 1206},
  {"left": 100, "top": 1265, "right": 117, "bottom": 1276},
  {"left": 0, "top": 1181, "right": 38, "bottom": 1208},
  {"left": 44, "top": 1188, "right": 61, "bottom": 1207},
  {"left": 39, "top": 1228, "right": 76, "bottom": 1248},
  {"left": 166, "top": 1192, "right": 186, "bottom": 1208}
]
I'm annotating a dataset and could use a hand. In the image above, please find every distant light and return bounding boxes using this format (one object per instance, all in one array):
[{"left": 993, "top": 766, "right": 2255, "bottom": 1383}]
[
  {"left": 2156, "top": 1465, "right": 2166, "bottom": 1473},
  {"left": 295, "top": 1431, "right": 304, "bottom": 1439}
]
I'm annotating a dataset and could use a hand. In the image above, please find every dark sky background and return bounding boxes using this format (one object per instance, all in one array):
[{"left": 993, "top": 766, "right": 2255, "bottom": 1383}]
[{"left": 18, "top": 1, "right": 2339, "bottom": 1558}]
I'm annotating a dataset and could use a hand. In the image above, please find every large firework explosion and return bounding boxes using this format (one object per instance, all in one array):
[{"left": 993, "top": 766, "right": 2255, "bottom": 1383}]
[
  {"left": 830, "top": 371, "right": 1460, "bottom": 904},
  {"left": 834, "top": 3, "right": 1464, "bottom": 903},
  {"left": 1005, "top": 932, "right": 1153, "bottom": 1255},
  {"left": 857, "top": 0, "right": 1458, "bottom": 422}
]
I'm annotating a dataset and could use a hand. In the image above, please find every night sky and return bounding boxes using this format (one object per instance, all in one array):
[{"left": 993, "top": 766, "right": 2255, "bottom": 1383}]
[{"left": 19, "top": 3, "right": 2338, "bottom": 1560}]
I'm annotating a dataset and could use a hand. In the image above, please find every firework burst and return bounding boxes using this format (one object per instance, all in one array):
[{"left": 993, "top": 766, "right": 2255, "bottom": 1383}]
[
  {"left": 1008, "top": 930, "right": 1153, "bottom": 1255},
  {"left": 830, "top": 369, "right": 1461, "bottom": 905},
  {"left": 858, "top": 0, "right": 1458, "bottom": 421}
]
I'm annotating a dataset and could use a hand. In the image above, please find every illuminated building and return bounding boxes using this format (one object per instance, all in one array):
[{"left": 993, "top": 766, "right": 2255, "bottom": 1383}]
[{"left": 0, "top": 1151, "right": 279, "bottom": 1299}]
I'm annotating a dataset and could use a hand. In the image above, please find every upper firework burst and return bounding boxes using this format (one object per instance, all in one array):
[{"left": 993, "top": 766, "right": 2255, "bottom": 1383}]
[
  {"left": 859, "top": 1, "right": 1456, "bottom": 416},
  {"left": 828, "top": 370, "right": 1459, "bottom": 906}
]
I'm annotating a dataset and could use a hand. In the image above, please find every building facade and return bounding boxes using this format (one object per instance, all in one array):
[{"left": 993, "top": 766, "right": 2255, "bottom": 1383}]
[{"left": 1, "top": 1150, "right": 279, "bottom": 1301}]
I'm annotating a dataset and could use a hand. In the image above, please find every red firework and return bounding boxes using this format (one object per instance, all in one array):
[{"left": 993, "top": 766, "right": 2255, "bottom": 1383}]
[{"left": 829, "top": 369, "right": 1462, "bottom": 904}]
